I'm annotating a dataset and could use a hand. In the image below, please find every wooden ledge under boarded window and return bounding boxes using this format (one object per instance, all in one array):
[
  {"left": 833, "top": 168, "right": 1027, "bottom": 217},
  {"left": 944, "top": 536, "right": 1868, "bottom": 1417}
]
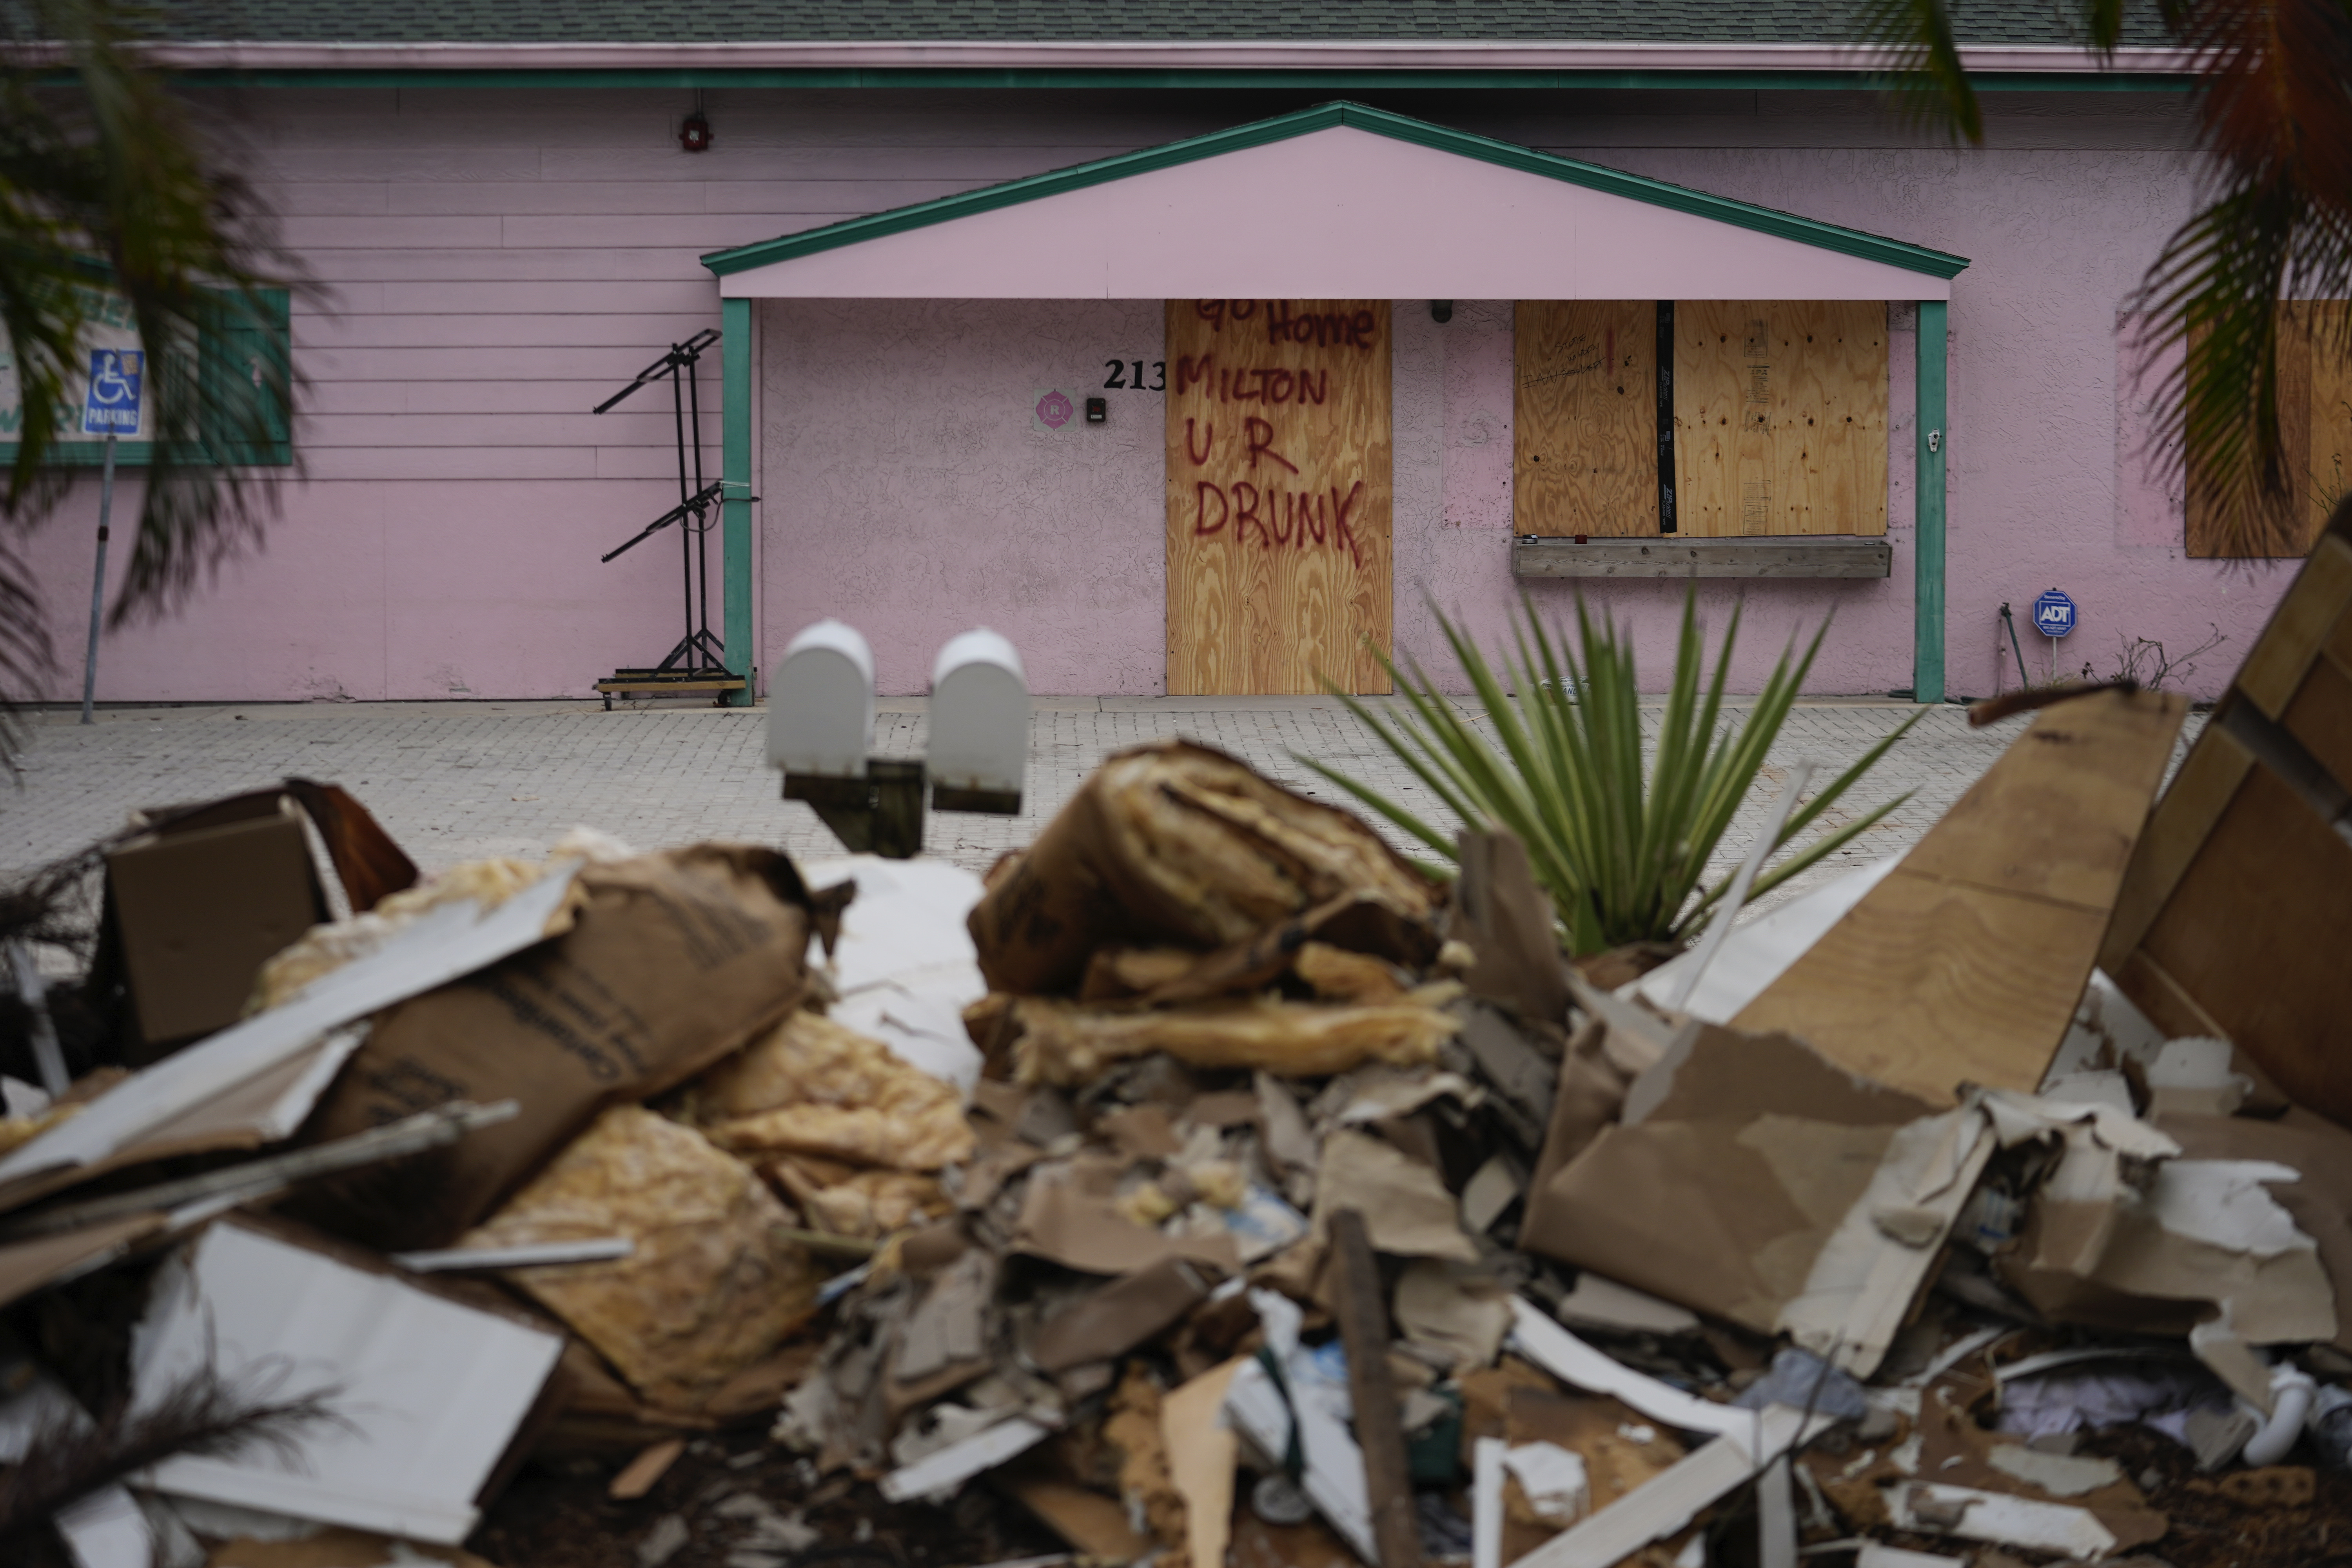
[{"left": 1512, "top": 536, "right": 1891, "bottom": 578}]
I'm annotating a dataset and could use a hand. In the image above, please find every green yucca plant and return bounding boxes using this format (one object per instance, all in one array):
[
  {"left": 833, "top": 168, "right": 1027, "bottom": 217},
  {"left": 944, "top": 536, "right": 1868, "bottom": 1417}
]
[{"left": 1297, "top": 592, "right": 1922, "bottom": 958}]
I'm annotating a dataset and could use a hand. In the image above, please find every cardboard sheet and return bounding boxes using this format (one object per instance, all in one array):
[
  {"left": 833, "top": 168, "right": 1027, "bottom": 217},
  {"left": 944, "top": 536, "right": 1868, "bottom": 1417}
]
[
  {"left": 1314, "top": 1129, "right": 1477, "bottom": 1263},
  {"left": 1998, "top": 1116, "right": 2337, "bottom": 1393},
  {"left": 1163, "top": 1358, "right": 1245, "bottom": 1568},
  {"left": 1630, "top": 856, "right": 1898, "bottom": 1023},
  {"left": 131, "top": 1218, "right": 565, "bottom": 1544},
  {"left": 1735, "top": 687, "right": 2187, "bottom": 1105},
  {"left": 1014, "top": 1153, "right": 1239, "bottom": 1276},
  {"left": 2164, "top": 1106, "right": 2352, "bottom": 1350},
  {"left": 288, "top": 846, "right": 818, "bottom": 1250},
  {"left": 1522, "top": 1026, "right": 1986, "bottom": 1375},
  {"left": 0, "top": 865, "right": 584, "bottom": 1204}
]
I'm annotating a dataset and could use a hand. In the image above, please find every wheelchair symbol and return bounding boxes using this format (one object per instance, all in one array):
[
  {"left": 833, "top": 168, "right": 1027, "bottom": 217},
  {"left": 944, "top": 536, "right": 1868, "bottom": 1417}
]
[
  {"left": 82, "top": 348, "right": 143, "bottom": 434},
  {"left": 89, "top": 354, "right": 134, "bottom": 405}
]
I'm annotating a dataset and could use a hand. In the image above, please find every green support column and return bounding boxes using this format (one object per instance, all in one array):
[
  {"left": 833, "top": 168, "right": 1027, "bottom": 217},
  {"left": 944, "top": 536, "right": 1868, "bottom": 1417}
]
[
  {"left": 1913, "top": 298, "right": 1948, "bottom": 704},
  {"left": 722, "top": 294, "right": 754, "bottom": 706}
]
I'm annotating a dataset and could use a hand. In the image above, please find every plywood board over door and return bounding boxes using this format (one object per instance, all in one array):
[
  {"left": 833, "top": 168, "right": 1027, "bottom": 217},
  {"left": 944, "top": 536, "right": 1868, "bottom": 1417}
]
[
  {"left": 1675, "top": 301, "right": 1888, "bottom": 538},
  {"left": 1165, "top": 299, "right": 1392, "bottom": 695},
  {"left": 1514, "top": 301, "right": 1657, "bottom": 537}
]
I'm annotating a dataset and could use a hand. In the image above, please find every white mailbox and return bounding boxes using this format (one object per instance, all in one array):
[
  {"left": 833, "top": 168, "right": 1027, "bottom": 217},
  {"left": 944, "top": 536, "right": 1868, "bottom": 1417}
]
[
  {"left": 927, "top": 628, "right": 1028, "bottom": 812},
  {"left": 769, "top": 619, "right": 875, "bottom": 778}
]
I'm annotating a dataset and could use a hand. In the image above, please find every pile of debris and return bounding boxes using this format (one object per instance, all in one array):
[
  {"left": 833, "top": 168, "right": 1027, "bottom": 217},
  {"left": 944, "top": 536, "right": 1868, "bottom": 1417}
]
[{"left": 5, "top": 522, "right": 2352, "bottom": 1568}]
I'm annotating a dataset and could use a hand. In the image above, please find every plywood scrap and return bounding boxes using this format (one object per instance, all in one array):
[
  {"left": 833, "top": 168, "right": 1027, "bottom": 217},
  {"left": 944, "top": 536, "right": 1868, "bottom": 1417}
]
[
  {"left": 2102, "top": 505, "right": 2352, "bottom": 1125},
  {"left": 1735, "top": 686, "right": 2187, "bottom": 1105}
]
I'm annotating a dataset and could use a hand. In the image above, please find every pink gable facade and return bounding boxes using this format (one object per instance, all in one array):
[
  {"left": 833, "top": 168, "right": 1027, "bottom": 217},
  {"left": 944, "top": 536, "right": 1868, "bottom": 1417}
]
[{"left": 20, "top": 81, "right": 2282, "bottom": 704}]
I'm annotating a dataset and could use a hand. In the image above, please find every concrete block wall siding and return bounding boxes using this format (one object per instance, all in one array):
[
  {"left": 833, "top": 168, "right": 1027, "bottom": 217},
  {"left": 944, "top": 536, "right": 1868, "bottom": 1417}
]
[{"left": 19, "top": 85, "right": 2284, "bottom": 702}]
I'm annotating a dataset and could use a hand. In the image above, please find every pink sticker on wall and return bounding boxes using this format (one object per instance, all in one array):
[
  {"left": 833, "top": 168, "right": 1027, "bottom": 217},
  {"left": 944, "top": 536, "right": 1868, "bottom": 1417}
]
[{"left": 1033, "top": 389, "right": 1075, "bottom": 430}]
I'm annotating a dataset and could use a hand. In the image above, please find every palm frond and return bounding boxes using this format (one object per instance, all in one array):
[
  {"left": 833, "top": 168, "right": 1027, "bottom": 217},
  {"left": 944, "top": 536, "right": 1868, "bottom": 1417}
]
[
  {"left": 1853, "top": 0, "right": 1984, "bottom": 143},
  {"left": 0, "top": 0, "right": 303, "bottom": 747}
]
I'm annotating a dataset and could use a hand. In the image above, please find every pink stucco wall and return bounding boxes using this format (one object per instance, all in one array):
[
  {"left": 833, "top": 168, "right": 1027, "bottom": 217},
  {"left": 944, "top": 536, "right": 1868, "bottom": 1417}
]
[
  {"left": 18, "top": 86, "right": 2281, "bottom": 702},
  {"left": 759, "top": 297, "right": 1168, "bottom": 696}
]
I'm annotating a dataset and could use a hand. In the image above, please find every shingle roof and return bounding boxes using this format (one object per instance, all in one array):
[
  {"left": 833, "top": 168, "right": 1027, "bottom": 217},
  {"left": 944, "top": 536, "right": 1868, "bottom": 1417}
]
[{"left": 158, "top": 2, "right": 2172, "bottom": 49}]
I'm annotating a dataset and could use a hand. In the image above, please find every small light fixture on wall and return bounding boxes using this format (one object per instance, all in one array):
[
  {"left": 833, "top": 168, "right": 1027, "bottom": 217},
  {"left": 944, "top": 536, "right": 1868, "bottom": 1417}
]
[
  {"left": 1430, "top": 300, "right": 1454, "bottom": 324},
  {"left": 679, "top": 97, "right": 713, "bottom": 153}
]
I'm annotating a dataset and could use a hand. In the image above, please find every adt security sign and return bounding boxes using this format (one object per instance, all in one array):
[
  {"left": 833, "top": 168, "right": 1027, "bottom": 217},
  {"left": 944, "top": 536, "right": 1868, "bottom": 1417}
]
[
  {"left": 2033, "top": 588, "right": 2078, "bottom": 639},
  {"left": 81, "top": 348, "right": 142, "bottom": 436}
]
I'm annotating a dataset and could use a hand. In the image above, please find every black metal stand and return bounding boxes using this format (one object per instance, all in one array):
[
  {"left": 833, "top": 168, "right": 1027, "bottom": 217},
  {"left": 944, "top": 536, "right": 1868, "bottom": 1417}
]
[{"left": 593, "top": 330, "right": 742, "bottom": 706}]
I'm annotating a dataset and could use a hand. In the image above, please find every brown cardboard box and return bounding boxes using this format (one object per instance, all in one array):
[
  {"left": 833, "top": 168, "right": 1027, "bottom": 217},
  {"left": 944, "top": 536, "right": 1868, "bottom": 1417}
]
[
  {"left": 103, "top": 795, "right": 326, "bottom": 1060},
  {"left": 285, "top": 845, "right": 820, "bottom": 1252}
]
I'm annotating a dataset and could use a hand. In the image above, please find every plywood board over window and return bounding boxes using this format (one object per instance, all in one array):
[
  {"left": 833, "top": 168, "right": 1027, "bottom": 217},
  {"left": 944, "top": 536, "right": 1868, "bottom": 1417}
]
[
  {"left": 1164, "top": 300, "right": 1392, "bottom": 696},
  {"left": 2188, "top": 301, "right": 2352, "bottom": 558},
  {"left": 1514, "top": 301, "right": 1657, "bottom": 536},
  {"left": 1674, "top": 301, "right": 1888, "bottom": 538}
]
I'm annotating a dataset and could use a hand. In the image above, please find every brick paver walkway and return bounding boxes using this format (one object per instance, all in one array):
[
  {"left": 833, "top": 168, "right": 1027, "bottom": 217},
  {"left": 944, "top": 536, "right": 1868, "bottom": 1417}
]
[{"left": 0, "top": 694, "right": 2202, "bottom": 923}]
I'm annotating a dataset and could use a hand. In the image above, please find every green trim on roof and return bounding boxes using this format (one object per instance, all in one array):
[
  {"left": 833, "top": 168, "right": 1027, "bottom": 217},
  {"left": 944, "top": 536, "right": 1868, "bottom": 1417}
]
[
  {"left": 176, "top": 66, "right": 2195, "bottom": 92},
  {"left": 700, "top": 100, "right": 1972, "bottom": 281}
]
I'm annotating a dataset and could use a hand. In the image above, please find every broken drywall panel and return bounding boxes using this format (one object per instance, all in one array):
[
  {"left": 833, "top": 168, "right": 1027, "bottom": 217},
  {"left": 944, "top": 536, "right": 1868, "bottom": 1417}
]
[
  {"left": 1473, "top": 1437, "right": 1505, "bottom": 1568},
  {"left": 1503, "top": 1299, "right": 1743, "bottom": 1437},
  {"left": 801, "top": 855, "right": 991, "bottom": 1093},
  {"left": 1503, "top": 1405, "right": 1826, "bottom": 1568},
  {"left": 130, "top": 1219, "right": 566, "bottom": 1544},
  {"left": 878, "top": 1416, "right": 1053, "bottom": 1503},
  {"left": 1224, "top": 1289, "right": 1378, "bottom": 1564},
  {"left": 1522, "top": 1027, "right": 1988, "bottom": 1377},
  {"left": 1735, "top": 687, "right": 2188, "bottom": 1106},
  {"left": 0, "top": 865, "right": 583, "bottom": 1198},
  {"left": 1881, "top": 1481, "right": 2119, "bottom": 1559}
]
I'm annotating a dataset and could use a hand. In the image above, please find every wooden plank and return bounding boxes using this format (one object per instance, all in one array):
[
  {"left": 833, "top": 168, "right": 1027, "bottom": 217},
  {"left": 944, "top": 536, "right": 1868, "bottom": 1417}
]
[
  {"left": 1670, "top": 301, "right": 1755, "bottom": 540},
  {"left": 1165, "top": 300, "right": 1392, "bottom": 696},
  {"left": 1770, "top": 301, "right": 1889, "bottom": 537},
  {"left": 1512, "top": 300, "right": 1656, "bottom": 537},
  {"left": 1511, "top": 537, "right": 1888, "bottom": 579},
  {"left": 1734, "top": 688, "right": 2187, "bottom": 1106},
  {"left": 2137, "top": 761, "right": 2352, "bottom": 1118},
  {"left": 2238, "top": 532, "right": 2352, "bottom": 716},
  {"left": 2096, "top": 725, "right": 2255, "bottom": 973},
  {"left": 1330, "top": 1209, "right": 1421, "bottom": 1568},
  {"left": 1672, "top": 302, "right": 1888, "bottom": 539}
]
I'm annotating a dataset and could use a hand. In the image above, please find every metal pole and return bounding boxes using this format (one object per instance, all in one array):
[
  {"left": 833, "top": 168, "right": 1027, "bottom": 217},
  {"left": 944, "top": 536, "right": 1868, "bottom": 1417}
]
[{"left": 78, "top": 434, "right": 116, "bottom": 724}]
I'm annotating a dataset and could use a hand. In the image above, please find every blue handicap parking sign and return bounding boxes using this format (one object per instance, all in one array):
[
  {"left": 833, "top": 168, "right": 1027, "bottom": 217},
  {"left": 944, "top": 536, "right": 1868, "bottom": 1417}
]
[
  {"left": 82, "top": 348, "right": 143, "bottom": 435},
  {"left": 2033, "top": 588, "right": 2078, "bottom": 639}
]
